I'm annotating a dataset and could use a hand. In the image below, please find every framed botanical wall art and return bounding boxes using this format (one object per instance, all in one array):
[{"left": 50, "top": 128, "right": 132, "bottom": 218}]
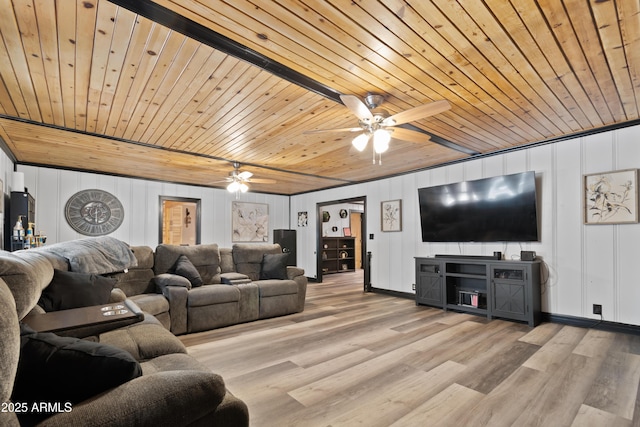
[
  {"left": 297, "top": 211, "right": 308, "bottom": 227},
  {"left": 232, "top": 201, "right": 269, "bottom": 242},
  {"left": 381, "top": 199, "right": 402, "bottom": 232},
  {"left": 584, "top": 169, "right": 638, "bottom": 224}
]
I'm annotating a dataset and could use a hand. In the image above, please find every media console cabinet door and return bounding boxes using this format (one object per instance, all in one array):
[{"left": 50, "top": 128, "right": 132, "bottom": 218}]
[
  {"left": 492, "top": 281, "right": 526, "bottom": 316},
  {"left": 415, "top": 258, "right": 444, "bottom": 307},
  {"left": 490, "top": 263, "right": 540, "bottom": 326}
]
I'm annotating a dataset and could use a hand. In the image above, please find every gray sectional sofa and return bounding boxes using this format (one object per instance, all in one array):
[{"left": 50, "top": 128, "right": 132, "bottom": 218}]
[{"left": 0, "top": 237, "right": 308, "bottom": 426}]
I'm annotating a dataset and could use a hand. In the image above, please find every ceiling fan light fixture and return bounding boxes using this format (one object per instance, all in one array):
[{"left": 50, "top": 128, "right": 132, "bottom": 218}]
[
  {"left": 373, "top": 129, "right": 391, "bottom": 153},
  {"left": 239, "top": 182, "right": 249, "bottom": 193},
  {"left": 352, "top": 133, "right": 370, "bottom": 151},
  {"left": 227, "top": 181, "right": 240, "bottom": 193},
  {"left": 319, "top": 94, "right": 451, "bottom": 164}
]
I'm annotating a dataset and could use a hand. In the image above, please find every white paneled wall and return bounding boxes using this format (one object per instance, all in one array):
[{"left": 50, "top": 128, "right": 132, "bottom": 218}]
[
  {"left": 14, "top": 166, "right": 290, "bottom": 248},
  {"left": 292, "top": 124, "right": 640, "bottom": 326},
  {"left": 3, "top": 124, "right": 640, "bottom": 326}
]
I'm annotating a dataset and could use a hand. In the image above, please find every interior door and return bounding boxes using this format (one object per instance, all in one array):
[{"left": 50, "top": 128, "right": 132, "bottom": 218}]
[{"left": 350, "top": 212, "right": 363, "bottom": 269}]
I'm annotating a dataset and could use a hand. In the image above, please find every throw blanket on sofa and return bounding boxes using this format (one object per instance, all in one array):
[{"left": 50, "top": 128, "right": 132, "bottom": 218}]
[{"left": 38, "top": 237, "right": 138, "bottom": 274}]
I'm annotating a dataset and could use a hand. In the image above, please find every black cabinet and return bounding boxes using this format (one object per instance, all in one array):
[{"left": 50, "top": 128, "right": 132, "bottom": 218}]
[
  {"left": 415, "top": 257, "right": 541, "bottom": 326},
  {"left": 273, "top": 229, "right": 296, "bottom": 266},
  {"left": 6, "top": 191, "right": 35, "bottom": 251}
]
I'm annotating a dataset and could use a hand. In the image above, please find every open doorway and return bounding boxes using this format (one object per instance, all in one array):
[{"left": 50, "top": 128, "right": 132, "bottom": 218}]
[
  {"left": 159, "top": 196, "right": 201, "bottom": 245},
  {"left": 316, "top": 196, "right": 367, "bottom": 291}
]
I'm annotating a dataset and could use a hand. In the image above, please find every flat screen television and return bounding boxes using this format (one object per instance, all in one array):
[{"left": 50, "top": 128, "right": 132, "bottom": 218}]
[{"left": 418, "top": 171, "right": 539, "bottom": 242}]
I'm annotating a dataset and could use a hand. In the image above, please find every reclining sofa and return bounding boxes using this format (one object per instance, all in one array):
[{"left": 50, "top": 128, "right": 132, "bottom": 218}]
[
  {"left": 0, "top": 237, "right": 308, "bottom": 424},
  {"left": 0, "top": 245, "right": 249, "bottom": 426},
  {"left": 152, "top": 243, "right": 308, "bottom": 334}
]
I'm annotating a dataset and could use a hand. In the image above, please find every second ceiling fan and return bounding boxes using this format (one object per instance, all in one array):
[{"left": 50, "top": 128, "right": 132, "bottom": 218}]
[
  {"left": 305, "top": 94, "right": 451, "bottom": 164},
  {"left": 217, "top": 162, "right": 276, "bottom": 196}
]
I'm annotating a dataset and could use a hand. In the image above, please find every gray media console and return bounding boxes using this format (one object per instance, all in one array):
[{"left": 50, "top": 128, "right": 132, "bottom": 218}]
[{"left": 415, "top": 256, "right": 542, "bottom": 326}]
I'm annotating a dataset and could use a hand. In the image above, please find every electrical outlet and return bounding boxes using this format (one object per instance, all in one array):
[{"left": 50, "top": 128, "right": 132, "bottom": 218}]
[
  {"left": 412, "top": 283, "right": 416, "bottom": 291},
  {"left": 593, "top": 304, "right": 602, "bottom": 315}
]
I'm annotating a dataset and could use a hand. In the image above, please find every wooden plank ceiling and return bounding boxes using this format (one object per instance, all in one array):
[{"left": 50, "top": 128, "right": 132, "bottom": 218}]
[{"left": 0, "top": 0, "right": 638, "bottom": 195}]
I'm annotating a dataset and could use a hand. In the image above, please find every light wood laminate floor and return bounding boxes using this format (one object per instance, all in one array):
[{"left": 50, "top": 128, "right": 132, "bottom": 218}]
[{"left": 180, "top": 271, "right": 640, "bottom": 427}]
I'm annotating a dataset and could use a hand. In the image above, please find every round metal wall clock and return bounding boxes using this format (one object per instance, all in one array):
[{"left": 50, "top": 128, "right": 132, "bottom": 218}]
[{"left": 65, "top": 189, "right": 124, "bottom": 236}]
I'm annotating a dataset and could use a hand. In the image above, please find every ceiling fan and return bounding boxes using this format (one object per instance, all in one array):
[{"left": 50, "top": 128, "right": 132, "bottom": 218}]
[
  {"left": 304, "top": 94, "right": 451, "bottom": 164},
  {"left": 219, "top": 162, "right": 276, "bottom": 195}
]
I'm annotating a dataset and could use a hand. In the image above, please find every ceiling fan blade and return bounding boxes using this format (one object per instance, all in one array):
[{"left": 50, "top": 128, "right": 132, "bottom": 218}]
[
  {"left": 383, "top": 100, "right": 451, "bottom": 126},
  {"left": 238, "top": 171, "right": 253, "bottom": 180},
  {"left": 209, "top": 178, "right": 233, "bottom": 184},
  {"left": 340, "top": 94, "right": 373, "bottom": 121},
  {"left": 389, "top": 127, "right": 431, "bottom": 143},
  {"left": 303, "top": 127, "right": 362, "bottom": 135},
  {"left": 248, "top": 178, "right": 277, "bottom": 184}
]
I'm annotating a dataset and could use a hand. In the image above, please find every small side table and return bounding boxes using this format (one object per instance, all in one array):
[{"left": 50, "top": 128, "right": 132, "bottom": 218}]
[{"left": 22, "top": 299, "right": 144, "bottom": 338}]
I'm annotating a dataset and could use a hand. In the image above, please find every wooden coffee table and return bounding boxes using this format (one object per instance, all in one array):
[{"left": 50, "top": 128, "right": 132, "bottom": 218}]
[{"left": 23, "top": 299, "right": 144, "bottom": 338}]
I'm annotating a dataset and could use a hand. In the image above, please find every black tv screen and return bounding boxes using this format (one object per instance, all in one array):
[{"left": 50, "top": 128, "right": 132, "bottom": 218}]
[{"left": 418, "top": 171, "right": 539, "bottom": 242}]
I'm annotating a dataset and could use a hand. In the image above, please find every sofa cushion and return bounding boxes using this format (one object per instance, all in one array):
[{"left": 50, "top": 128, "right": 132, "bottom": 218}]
[
  {"left": 260, "top": 253, "right": 289, "bottom": 280},
  {"left": 130, "top": 245, "right": 155, "bottom": 269},
  {"left": 232, "top": 243, "right": 283, "bottom": 281},
  {"left": 108, "top": 268, "right": 156, "bottom": 296},
  {"left": 13, "top": 324, "right": 142, "bottom": 417},
  {"left": 187, "top": 285, "right": 240, "bottom": 307},
  {"left": 129, "top": 293, "right": 170, "bottom": 317},
  {"left": 172, "top": 255, "right": 203, "bottom": 287},
  {"left": 38, "top": 269, "right": 115, "bottom": 312},
  {"left": 140, "top": 352, "right": 210, "bottom": 375},
  {"left": 98, "top": 319, "right": 186, "bottom": 361},
  {"left": 154, "top": 244, "right": 221, "bottom": 284},
  {"left": 254, "top": 279, "right": 299, "bottom": 297},
  {"left": 220, "top": 248, "right": 235, "bottom": 273}
]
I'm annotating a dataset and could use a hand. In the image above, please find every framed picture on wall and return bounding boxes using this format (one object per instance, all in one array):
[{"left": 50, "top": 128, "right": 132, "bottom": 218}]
[
  {"left": 381, "top": 199, "right": 402, "bottom": 232},
  {"left": 584, "top": 169, "right": 638, "bottom": 224},
  {"left": 297, "top": 211, "right": 308, "bottom": 227},
  {"left": 232, "top": 201, "right": 269, "bottom": 242}
]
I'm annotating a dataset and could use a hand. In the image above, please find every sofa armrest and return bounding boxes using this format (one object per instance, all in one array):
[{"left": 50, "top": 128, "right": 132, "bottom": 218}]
[
  {"left": 154, "top": 273, "right": 192, "bottom": 290},
  {"left": 286, "top": 266, "right": 304, "bottom": 280},
  {"left": 288, "top": 268, "right": 307, "bottom": 313},
  {"left": 109, "top": 287, "right": 127, "bottom": 303},
  {"left": 41, "top": 371, "right": 239, "bottom": 427},
  {"left": 155, "top": 278, "right": 189, "bottom": 335}
]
